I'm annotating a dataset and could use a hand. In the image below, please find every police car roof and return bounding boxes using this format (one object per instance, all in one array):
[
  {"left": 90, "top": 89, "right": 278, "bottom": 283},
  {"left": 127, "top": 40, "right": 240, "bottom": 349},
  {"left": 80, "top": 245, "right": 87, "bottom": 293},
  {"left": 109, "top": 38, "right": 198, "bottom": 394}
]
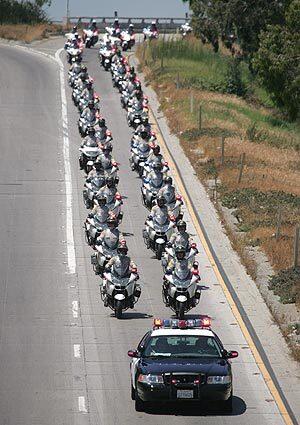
[{"left": 151, "top": 328, "right": 214, "bottom": 338}]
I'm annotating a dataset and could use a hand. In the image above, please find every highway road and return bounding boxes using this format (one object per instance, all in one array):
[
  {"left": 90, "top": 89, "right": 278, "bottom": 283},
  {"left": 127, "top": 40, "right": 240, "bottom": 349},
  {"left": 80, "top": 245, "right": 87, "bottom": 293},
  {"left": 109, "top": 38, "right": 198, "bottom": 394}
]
[{"left": 0, "top": 41, "right": 294, "bottom": 425}]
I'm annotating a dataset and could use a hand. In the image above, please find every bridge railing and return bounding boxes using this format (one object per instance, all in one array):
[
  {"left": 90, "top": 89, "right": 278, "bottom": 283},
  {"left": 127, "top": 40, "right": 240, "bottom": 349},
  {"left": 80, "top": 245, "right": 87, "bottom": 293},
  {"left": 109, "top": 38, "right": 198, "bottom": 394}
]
[{"left": 67, "top": 16, "right": 189, "bottom": 32}]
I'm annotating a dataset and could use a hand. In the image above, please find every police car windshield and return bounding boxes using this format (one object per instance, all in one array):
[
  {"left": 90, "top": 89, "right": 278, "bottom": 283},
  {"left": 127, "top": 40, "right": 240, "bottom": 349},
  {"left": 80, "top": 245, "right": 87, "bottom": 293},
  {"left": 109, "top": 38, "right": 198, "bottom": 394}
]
[{"left": 143, "top": 335, "right": 222, "bottom": 358}]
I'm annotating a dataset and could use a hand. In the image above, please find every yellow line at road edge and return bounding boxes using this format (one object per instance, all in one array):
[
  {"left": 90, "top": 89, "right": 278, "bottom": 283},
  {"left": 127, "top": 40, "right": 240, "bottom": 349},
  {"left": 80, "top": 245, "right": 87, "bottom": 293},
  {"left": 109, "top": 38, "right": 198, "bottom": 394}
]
[{"left": 148, "top": 107, "right": 293, "bottom": 425}]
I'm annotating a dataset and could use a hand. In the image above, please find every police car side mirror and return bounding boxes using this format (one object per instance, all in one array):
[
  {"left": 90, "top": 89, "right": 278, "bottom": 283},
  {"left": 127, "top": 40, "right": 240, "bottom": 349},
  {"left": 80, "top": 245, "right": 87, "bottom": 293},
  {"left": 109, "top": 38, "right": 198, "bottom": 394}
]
[
  {"left": 227, "top": 350, "right": 238, "bottom": 359},
  {"left": 127, "top": 350, "right": 139, "bottom": 358}
]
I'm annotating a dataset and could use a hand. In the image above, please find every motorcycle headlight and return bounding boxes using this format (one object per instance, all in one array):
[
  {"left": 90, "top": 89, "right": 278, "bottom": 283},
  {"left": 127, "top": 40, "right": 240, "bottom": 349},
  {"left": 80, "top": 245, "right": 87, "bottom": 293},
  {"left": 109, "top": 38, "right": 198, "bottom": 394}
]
[
  {"left": 138, "top": 374, "right": 164, "bottom": 384},
  {"left": 207, "top": 375, "right": 231, "bottom": 385}
]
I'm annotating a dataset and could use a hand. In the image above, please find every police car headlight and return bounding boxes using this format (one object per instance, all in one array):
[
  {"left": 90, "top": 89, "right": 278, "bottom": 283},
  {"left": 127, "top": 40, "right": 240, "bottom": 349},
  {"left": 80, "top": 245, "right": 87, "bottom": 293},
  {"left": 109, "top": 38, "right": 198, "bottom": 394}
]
[
  {"left": 138, "top": 374, "right": 164, "bottom": 384},
  {"left": 207, "top": 375, "right": 231, "bottom": 384}
]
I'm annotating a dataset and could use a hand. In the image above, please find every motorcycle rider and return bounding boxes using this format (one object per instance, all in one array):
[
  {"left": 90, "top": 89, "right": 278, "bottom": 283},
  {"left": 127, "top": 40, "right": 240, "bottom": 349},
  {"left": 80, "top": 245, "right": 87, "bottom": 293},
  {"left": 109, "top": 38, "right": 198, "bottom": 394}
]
[
  {"left": 128, "top": 23, "right": 134, "bottom": 35},
  {"left": 79, "top": 126, "right": 99, "bottom": 170},
  {"left": 150, "top": 21, "right": 158, "bottom": 33},
  {"left": 96, "top": 118, "right": 108, "bottom": 141},
  {"left": 96, "top": 216, "right": 124, "bottom": 249},
  {"left": 135, "top": 115, "right": 151, "bottom": 136},
  {"left": 168, "top": 220, "right": 191, "bottom": 249},
  {"left": 81, "top": 99, "right": 99, "bottom": 123},
  {"left": 113, "top": 18, "right": 120, "bottom": 31},
  {"left": 144, "top": 145, "right": 166, "bottom": 173},
  {"left": 89, "top": 19, "right": 98, "bottom": 31},
  {"left": 148, "top": 195, "right": 169, "bottom": 222},
  {"left": 96, "top": 176, "right": 119, "bottom": 204},
  {"left": 86, "top": 160, "right": 106, "bottom": 185},
  {"left": 91, "top": 194, "right": 110, "bottom": 217},
  {"left": 157, "top": 176, "right": 176, "bottom": 202},
  {"left": 80, "top": 79, "right": 95, "bottom": 104}
]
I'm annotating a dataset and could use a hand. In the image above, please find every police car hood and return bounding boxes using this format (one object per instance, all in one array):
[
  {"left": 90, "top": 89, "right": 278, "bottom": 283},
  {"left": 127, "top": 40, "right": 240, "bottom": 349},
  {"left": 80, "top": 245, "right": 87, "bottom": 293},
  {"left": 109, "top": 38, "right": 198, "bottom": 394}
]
[{"left": 139, "top": 357, "right": 229, "bottom": 375}]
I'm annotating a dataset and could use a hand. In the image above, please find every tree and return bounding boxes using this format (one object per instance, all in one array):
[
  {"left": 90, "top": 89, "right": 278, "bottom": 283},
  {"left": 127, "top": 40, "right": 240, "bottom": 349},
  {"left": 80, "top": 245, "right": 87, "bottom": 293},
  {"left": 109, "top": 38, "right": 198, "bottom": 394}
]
[
  {"left": 183, "top": 0, "right": 291, "bottom": 58},
  {"left": 253, "top": 0, "right": 300, "bottom": 120}
]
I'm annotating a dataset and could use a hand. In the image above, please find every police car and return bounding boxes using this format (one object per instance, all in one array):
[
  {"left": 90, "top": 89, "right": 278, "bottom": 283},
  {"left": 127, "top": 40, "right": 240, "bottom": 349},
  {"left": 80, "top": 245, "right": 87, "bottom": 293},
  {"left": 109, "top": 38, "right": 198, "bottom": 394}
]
[{"left": 128, "top": 317, "right": 238, "bottom": 412}]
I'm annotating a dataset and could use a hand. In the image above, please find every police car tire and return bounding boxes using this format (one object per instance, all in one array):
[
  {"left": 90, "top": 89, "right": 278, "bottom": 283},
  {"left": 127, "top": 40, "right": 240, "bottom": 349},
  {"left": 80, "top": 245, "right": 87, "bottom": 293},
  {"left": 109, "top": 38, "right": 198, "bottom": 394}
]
[
  {"left": 222, "top": 392, "right": 233, "bottom": 413},
  {"left": 131, "top": 384, "right": 135, "bottom": 400},
  {"left": 135, "top": 392, "right": 145, "bottom": 412}
]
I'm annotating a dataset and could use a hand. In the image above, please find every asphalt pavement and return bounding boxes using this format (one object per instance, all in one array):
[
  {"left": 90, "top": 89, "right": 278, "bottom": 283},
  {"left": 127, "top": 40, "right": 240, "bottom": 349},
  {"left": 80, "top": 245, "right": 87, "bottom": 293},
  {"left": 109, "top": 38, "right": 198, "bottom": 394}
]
[{"left": 0, "top": 40, "right": 295, "bottom": 425}]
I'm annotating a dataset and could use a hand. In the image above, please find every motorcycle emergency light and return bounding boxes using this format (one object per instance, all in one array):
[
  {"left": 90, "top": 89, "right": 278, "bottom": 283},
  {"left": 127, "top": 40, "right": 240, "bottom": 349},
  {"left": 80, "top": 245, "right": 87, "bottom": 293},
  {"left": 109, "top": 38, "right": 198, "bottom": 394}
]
[
  {"left": 115, "top": 194, "right": 122, "bottom": 200},
  {"left": 153, "top": 317, "right": 212, "bottom": 330},
  {"left": 191, "top": 243, "right": 197, "bottom": 249},
  {"left": 176, "top": 195, "right": 182, "bottom": 201}
]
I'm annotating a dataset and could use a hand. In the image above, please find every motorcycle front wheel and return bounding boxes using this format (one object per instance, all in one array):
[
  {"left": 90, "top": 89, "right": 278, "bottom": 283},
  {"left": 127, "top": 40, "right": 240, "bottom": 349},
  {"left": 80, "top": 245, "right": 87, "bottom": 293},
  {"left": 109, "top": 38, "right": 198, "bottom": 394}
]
[
  {"left": 177, "top": 303, "right": 185, "bottom": 320},
  {"left": 156, "top": 244, "right": 164, "bottom": 260},
  {"left": 115, "top": 300, "right": 123, "bottom": 319}
]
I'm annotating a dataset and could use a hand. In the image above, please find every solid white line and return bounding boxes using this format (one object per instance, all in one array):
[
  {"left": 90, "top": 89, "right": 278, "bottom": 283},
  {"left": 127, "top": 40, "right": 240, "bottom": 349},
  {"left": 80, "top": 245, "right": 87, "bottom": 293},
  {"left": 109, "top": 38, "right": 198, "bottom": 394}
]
[
  {"left": 72, "top": 300, "right": 79, "bottom": 318},
  {"left": 55, "top": 48, "right": 76, "bottom": 274},
  {"left": 73, "top": 344, "right": 81, "bottom": 358},
  {"left": 78, "top": 396, "right": 88, "bottom": 413}
]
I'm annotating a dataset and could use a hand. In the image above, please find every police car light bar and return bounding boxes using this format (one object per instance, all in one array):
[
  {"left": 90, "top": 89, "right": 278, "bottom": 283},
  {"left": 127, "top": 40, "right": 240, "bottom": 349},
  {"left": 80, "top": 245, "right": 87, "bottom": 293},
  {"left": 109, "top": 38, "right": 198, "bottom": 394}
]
[{"left": 153, "top": 317, "right": 211, "bottom": 330}]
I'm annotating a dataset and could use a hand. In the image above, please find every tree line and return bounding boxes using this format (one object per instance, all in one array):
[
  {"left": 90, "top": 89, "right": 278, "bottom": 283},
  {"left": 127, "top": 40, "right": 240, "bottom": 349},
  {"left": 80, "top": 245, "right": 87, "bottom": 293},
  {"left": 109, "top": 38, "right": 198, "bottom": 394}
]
[
  {"left": 0, "top": 0, "right": 51, "bottom": 24},
  {"left": 183, "top": 0, "right": 299, "bottom": 120}
]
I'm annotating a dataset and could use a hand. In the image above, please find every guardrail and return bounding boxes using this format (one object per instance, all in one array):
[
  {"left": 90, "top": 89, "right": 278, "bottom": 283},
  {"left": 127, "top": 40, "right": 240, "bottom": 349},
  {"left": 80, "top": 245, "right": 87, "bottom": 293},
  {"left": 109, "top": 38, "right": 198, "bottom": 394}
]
[{"left": 67, "top": 16, "right": 189, "bottom": 32}]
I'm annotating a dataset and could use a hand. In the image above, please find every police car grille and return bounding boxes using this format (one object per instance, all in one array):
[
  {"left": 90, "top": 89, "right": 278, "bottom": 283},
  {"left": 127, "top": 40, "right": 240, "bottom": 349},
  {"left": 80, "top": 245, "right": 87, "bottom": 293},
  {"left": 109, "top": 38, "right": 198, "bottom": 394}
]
[{"left": 164, "top": 373, "right": 204, "bottom": 385}]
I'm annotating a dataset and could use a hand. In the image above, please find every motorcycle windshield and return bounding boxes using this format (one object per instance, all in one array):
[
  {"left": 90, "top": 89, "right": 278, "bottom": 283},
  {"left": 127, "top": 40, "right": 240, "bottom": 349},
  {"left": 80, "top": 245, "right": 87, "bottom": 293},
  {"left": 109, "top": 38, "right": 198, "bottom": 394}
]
[
  {"left": 139, "top": 144, "right": 150, "bottom": 154},
  {"left": 84, "top": 148, "right": 100, "bottom": 157},
  {"left": 94, "top": 212, "right": 108, "bottom": 224},
  {"left": 151, "top": 176, "right": 163, "bottom": 188},
  {"left": 154, "top": 214, "right": 168, "bottom": 227},
  {"left": 174, "top": 265, "right": 191, "bottom": 282},
  {"left": 163, "top": 189, "right": 175, "bottom": 204},
  {"left": 112, "top": 265, "right": 130, "bottom": 280}
]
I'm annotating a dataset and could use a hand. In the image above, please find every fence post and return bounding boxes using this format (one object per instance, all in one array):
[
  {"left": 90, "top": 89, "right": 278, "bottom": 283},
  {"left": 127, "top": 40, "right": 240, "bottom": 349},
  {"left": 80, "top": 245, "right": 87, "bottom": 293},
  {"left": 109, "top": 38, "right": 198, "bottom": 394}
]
[
  {"left": 198, "top": 105, "right": 202, "bottom": 130},
  {"left": 221, "top": 136, "right": 225, "bottom": 165},
  {"left": 275, "top": 209, "right": 282, "bottom": 241},
  {"left": 190, "top": 91, "right": 194, "bottom": 114},
  {"left": 294, "top": 226, "right": 300, "bottom": 268},
  {"left": 237, "top": 153, "right": 245, "bottom": 184},
  {"left": 176, "top": 72, "right": 180, "bottom": 89}
]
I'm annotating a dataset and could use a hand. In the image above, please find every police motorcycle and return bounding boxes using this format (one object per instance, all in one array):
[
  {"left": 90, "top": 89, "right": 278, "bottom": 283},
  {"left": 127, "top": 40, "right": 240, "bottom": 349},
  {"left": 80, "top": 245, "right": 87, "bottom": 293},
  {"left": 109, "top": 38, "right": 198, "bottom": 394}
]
[
  {"left": 91, "top": 217, "right": 122, "bottom": 276},
  {"left": 141, "top": 163, "right": 165, "bottom": 209},
  {"left": 161, "top": 220, "right": 198, "bottom": 271},
  {"left": 180, "top": 21, "right": 192, "bottom": 38},
  {"left": 99, "top": 40, "right": 116, "bottom": 70},
  {"left": 129, "top": 132, "right": 152, "bottom": 177},
  {"left": 143, "top": 22, "right": 159, "bottom": 41},
  {"left": 158, "top": 176, "right": 184, "bottom": 221},
  {"left": 84, "top": 196, "right": 113, "bottom": 247},
  {"left": 95, "top": 178, "right": 123, "bottom": 224},
  {"left": 143, "top": 204, "right": 176, "bottom": 260},
  {"left": 120, "top": 30, "right": 132, "bottom": 51},
  {"left": 162, "top": 246, "right": 201, "bottom": 319},
  {"left": 83, "top": 172, "right": 107, "bottom": 209},
  {"left": 68, "top": 57, "right": 82, "bottom": 87},
  {"left": 79, "top": 138, "right": 101, "bottom": 174},
  {"left": 127, "top": 101, "right": 149, "bottom": 129},
  {"left": 83, "top": 27, "right": 99, "bottom": 48},
  {"left": 101, "top": 243, "right": 141, "bottom": 319},
  {"left": 78, "top": 110, "right": 99, "bottom": 137}
]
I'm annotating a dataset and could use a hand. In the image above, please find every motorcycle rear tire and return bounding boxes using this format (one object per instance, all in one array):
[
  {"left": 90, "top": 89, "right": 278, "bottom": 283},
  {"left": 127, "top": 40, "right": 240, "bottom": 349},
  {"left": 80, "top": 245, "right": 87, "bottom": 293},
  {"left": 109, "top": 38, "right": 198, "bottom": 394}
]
[{"left": 115, "top": 300, "right": 123, "bottom": 319}]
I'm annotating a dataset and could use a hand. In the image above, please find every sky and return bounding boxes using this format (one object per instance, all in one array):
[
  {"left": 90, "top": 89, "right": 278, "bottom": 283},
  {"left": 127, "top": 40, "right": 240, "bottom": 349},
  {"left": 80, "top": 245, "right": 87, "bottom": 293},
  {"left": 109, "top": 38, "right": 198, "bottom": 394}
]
[{"left": 47, "top": 0, "right": 189, "bottom": 21}]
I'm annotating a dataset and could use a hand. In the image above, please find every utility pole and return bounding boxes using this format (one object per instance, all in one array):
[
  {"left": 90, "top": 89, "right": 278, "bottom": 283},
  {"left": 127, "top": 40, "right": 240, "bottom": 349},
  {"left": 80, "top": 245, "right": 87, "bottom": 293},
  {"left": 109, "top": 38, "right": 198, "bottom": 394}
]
[{"left": 66, "top": 0, "right": 70, "bottom": 28}]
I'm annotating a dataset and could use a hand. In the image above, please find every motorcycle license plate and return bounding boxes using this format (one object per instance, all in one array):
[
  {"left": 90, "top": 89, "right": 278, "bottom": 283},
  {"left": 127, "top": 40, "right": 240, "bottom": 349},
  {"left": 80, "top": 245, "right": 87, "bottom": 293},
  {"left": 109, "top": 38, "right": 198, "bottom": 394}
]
[{"left": 177, "top": 389, "right": 193, "bottom": 399}]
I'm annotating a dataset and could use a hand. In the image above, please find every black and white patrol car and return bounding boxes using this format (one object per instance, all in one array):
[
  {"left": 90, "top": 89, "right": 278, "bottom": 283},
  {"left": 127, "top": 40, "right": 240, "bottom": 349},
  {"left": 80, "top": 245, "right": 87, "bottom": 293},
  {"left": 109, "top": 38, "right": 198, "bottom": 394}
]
[{"left": 128, "top": 318, "right": 238, "bottom": 412}]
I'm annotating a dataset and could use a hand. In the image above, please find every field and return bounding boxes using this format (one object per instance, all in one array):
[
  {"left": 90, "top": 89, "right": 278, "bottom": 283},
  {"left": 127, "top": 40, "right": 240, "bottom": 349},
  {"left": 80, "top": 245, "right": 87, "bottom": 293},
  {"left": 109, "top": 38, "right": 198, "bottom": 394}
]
[
  {"left": 136, "top": 37, "right": 300, "bottom": 311},
  {"left": 0, "top": 23, "right": 64, "bottom": 43}
]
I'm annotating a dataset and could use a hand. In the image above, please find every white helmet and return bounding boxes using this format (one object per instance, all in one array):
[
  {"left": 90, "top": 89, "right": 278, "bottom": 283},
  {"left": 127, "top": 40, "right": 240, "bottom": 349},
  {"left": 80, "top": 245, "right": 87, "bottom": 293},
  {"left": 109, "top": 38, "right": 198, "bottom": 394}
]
[{"left": 151, "top": 21, "right": 156, "bottom": 25}]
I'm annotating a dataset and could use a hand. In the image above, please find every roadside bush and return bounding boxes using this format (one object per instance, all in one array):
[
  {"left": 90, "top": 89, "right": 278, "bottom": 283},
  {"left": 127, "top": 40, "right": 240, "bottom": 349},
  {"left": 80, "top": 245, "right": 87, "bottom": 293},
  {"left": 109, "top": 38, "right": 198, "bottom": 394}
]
[{"left": 268, "top": 267, "right": 300, "bottom": 304}]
